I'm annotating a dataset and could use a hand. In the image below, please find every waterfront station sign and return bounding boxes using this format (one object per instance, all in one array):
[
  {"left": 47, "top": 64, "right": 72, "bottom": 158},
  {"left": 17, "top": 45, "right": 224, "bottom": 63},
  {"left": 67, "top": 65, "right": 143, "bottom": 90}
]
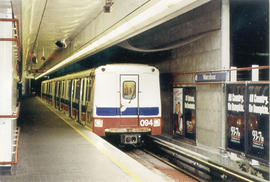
[{"left": 195, "top": 72, "right": 227, "bottom": 82}]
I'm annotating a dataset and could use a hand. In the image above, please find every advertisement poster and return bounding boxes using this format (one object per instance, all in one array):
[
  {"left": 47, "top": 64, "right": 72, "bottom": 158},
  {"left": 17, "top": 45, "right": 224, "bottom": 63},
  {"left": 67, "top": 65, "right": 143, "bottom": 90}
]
[
  {"left": 226, "top": 85, "right": 246, "bottom": 152},
  {"left": 184, "top": 87, "right": 196, "bottom": 140},
  {"left": 247, "top": 85, "right": 269, "bottom": 161},
  {"left": 173, "top": 88, "right": 184, "bottom": 136}
]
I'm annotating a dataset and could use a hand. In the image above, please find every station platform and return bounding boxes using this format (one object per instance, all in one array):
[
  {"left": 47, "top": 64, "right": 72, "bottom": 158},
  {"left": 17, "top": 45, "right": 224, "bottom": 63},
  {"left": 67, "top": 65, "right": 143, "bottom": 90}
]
[{"left": 0, "top": 97, "right": 166, "bottom": 182}]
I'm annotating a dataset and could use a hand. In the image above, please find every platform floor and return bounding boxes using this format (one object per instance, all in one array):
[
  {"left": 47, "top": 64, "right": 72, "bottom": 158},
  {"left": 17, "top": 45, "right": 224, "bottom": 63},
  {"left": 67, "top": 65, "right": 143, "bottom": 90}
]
[{"left": 0, "top": 97, "right": 166, "bottom": 182}]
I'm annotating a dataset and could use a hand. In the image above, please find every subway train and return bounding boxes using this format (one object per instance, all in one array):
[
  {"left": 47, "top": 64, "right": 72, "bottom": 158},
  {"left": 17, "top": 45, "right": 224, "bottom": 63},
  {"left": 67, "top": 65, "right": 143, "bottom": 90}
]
[{"left": 41, "top": 64, "right": 162, "bottom": 144}]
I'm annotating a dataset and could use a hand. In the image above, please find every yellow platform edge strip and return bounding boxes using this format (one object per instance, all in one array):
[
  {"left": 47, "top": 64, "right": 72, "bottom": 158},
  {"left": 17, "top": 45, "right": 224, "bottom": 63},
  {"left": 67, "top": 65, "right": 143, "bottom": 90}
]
[{"left": 37, "top": 97, "right": 143, "bottom": 182}]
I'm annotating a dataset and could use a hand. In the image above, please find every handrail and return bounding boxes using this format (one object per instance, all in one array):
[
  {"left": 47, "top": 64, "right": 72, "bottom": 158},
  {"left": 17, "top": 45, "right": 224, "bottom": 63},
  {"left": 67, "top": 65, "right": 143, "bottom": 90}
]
[
  {"left": 174, "top": 80, "right": 270, "bottom": 86},
  {"left": 172, "top": 65, "right": 269, "bottom": 85},
  {"left": 0, "top": 102, "right": 21, "bottom": 119},
  {"left": 0, "top": 127, "right": 21, "bottom": 165},
  {"left": 172, "top": 65, "right": 270, "bottom": 76}
]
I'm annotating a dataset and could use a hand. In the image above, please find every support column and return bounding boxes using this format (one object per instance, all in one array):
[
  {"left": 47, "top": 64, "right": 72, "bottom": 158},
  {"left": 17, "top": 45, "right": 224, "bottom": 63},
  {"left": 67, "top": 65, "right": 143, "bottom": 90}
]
[{"left": 220, "top": 0, "right": 230, "bottom": 149}]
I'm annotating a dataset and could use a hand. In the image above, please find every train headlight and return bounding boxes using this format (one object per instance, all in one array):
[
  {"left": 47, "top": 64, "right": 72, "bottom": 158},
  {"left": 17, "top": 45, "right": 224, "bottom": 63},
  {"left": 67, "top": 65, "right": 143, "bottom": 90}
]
[
  {"left": 94, "top": 119, "right": 103, "bottom": 127},
  {"left": 154, "top": 119, "right": 160, "bottom": 127}
]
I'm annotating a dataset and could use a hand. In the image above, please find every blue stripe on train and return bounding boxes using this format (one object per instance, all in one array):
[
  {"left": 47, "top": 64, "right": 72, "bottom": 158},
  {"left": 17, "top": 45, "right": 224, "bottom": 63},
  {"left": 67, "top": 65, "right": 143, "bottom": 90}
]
[
  {"left": 71, "top": 102, "right": 86, "bottom": 112},
  {"left": 96, "top": 107, "right": 159, "bottom": 116},
  {"left": 45, "top": 96, "right": 86, "bottom": 112}
]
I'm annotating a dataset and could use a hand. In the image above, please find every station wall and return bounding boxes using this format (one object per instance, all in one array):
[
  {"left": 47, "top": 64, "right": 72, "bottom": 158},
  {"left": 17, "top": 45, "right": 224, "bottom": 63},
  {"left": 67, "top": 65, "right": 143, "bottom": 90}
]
[{"left": 156, "top": 0, "right": 228, "bottom": 149}]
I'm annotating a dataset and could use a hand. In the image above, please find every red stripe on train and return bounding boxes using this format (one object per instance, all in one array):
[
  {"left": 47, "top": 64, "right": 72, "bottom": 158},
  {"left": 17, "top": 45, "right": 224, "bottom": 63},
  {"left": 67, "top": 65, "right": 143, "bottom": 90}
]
[{"left": 93, "top": 117, "right": 162, "bottom": 136}]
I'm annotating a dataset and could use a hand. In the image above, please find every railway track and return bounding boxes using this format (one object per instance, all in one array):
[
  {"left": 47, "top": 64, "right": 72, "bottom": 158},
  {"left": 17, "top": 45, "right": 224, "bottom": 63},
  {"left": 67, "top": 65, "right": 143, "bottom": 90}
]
[
  {"left": 107, "top": 136, "right": 205, "bottom": 181},
  {"left": 141, "top": 148, "right": 206, "bottom": 182},
  {"left": 107, "top": 135, "right": 266, "bottom": 182},
  {"left": 123, "top": 146, "right": 202, "bottom": 182},
  {"left": 144, "top": 136, "right": 267, "bottom": 182}
]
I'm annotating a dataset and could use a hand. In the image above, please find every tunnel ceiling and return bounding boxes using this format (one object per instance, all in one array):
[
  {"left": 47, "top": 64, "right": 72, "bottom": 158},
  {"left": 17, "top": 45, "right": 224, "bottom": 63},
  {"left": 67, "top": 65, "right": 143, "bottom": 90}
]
[
  {"left": 18, "top": 0, "right": 211, "bottom": 79},
  {"left": 1, "top": 0, "right": 268, "bottom": 80},
  {"left": 21, "top": 0, "right": 104, "bottom": 75}
]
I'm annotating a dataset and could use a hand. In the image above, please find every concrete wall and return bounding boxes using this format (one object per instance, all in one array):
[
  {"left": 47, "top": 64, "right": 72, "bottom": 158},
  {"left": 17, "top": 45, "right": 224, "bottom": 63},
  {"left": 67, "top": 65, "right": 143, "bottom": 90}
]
[
  {"left": 155, "top": 0, "right": 229, "bottom": 149},
  {"left": 39, "top": 0, "right": 211, "bottom": 75}
]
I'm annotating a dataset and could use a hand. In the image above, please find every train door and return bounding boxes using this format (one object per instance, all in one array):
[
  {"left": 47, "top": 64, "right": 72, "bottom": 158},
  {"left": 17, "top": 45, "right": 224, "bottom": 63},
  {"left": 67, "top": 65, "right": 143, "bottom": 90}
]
[
  {"left": 85, "top": 77, "right": 93, "bottom": 127},
  {"left": 120, "top": 75, "right": 139, "bottom": 126}
]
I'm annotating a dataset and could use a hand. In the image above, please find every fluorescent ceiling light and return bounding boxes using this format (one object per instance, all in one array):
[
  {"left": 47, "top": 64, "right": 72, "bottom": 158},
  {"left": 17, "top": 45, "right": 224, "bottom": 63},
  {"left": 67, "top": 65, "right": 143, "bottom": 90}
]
[{"left": 35, "top": 0, "right": 195, "bottom": 80}]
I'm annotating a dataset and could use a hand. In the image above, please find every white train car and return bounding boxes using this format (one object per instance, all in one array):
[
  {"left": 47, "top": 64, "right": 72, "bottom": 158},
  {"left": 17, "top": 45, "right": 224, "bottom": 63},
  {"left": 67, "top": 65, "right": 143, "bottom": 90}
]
[{"left": 41, "top": 64, "right": 162, "bottom": 144}]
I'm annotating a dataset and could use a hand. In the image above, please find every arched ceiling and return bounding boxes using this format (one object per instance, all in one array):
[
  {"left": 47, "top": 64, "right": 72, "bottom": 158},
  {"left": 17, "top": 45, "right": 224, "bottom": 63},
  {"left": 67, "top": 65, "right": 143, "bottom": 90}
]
[{"left": 2, "top": 0, "right": 211, "bottom": 79}]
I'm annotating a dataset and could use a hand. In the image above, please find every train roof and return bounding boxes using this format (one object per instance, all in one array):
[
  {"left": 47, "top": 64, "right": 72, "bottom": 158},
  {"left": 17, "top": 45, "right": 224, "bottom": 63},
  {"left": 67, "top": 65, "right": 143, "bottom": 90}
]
[
  {"left": 42, "top": 69, "right": 95, "bottom": 83},
  {"left": 96, "top": 63, "right": 158, "bottom": 73},
  {"left": 41, "top": 64, "right": 158, "bottom": 83}
]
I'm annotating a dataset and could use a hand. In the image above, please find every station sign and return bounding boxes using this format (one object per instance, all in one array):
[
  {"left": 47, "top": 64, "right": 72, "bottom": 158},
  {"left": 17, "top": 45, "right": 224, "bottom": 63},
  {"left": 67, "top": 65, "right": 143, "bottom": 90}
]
[
  {"left": 195, "top": 72, "right": 227, "bottom": 82},
  {"left": 29, "top": 69, "right": 46, "bottom": 73}
]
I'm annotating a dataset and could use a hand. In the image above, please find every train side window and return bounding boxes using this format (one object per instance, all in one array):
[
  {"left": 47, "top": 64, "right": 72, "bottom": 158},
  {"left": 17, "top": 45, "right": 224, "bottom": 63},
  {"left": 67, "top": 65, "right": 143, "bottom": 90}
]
[
  {"left": 123, "top": 81, "right": 136, "bottom": 100},
  {"left": 68, "top": 80, "right": 72, "bottom": 98},
  {"left": 49, "top": 83, "right": 51, "bottom": 95},
  {"left": 75, "top": 80, "right": 80, "bottom": 100},
  {"left": 83, "top": 78, "right": 87, "bottom": 103},
  {"left": 64, "top": 81, "right": 68, "bottom": 98},
  {"left": 81, "top": 79, "right": 85, "bottom": 104},
  {"left": 72, "top": 81, "right": 75, "bottom": 99},
  {"left": 58, "top": 82, "right": 61, "bottom": 97},
  {"left": 62, "top": 81, "right": 65, "bottom": 97},
  {"left": 50, "top": 83, "right": 52, "bottom": 95},
  {"left": 72, "top": 81, "right": 74, "bottom": 99},
  {"left": 55, "top": 82, "right": 57, "bottom": 96},
  {"left": 45, "top": 84, "right": 47, "bottom": 94},
  {"left": 84, "top": 79, "right": 88, "bottom": 103},
  {"left": 87, "top": 79, "right": 92, "bottom": 101}
]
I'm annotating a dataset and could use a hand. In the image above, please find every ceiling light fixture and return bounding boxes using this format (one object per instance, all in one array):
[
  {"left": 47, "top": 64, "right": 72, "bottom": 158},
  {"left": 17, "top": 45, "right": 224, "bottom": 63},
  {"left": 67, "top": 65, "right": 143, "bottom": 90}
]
[{"left": 35, "top": 0, "right": 196, "bottom": 80}]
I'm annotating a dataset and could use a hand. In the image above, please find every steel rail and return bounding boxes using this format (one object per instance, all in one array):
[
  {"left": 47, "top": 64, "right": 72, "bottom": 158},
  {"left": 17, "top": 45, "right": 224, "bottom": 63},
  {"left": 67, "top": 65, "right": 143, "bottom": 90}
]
[
  {"left": 142, "top": 148, "right": 207, "bottom": 182},
  {"left": 149, "top": 136, "right": 264, "bottom": 182}
]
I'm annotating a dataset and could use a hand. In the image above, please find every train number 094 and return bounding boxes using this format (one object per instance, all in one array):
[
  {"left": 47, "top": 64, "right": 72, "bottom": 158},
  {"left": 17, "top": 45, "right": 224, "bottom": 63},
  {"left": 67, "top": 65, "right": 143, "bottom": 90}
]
[{"left": 140, "top": 119, "right": 153, "bottom": 127}]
